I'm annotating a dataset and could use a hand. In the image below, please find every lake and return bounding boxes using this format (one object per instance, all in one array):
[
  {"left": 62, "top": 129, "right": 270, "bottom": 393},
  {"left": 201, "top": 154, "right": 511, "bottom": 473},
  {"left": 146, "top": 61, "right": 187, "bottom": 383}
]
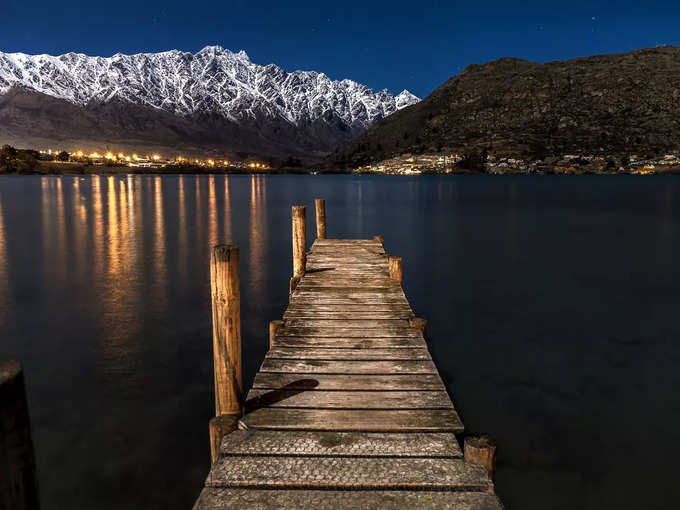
[{"left": 1, "top": 174, "right": 679, "bottom": 509}]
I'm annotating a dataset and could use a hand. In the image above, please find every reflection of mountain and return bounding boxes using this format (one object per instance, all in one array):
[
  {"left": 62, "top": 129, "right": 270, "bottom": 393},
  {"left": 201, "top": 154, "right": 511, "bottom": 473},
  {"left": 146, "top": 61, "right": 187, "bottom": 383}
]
[{"left": 0, "top": 47, "right": 419, "bottom": 159}]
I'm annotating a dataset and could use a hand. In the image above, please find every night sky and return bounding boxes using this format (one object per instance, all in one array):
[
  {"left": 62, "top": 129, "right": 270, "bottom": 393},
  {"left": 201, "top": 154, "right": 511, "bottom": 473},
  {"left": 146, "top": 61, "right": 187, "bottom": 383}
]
[{"left": 2, "top": 0, "right": 680, "bottom": 97}]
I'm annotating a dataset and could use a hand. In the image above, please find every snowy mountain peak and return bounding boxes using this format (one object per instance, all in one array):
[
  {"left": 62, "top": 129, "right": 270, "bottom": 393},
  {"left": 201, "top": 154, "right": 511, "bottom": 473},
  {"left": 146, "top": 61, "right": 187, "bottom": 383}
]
[{"left": 0, "top": 46, "right": 420, "bottom": 155}]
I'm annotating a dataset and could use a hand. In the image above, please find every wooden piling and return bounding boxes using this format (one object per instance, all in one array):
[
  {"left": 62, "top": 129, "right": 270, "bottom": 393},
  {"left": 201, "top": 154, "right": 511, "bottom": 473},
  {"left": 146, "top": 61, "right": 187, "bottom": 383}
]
[
  {"left": 0, "top": 360, "right": 39, "bottom": 510},
  {"left": 292, "top": 206, "right": 306, "bottom": 278},
  {"left": 464, "top": 435, "right": 497, "bottom": 483},
  {"left": 210, "top": 245, "right": 242, "bottom": 417},
  {"left": 315, "top": 199, "right": 327, "bottom": 239},
  {"left": 269, "top": 320, "right": 284, "bottom": 348},
  {"left": 209, "top": 414, "right": 240, "bottom": 465},
  {"left": 389, "top": 256, "right": 403, "bottom": 284},
  {"left": 409, "top": 317, "right": 427, "bottom": 336}
]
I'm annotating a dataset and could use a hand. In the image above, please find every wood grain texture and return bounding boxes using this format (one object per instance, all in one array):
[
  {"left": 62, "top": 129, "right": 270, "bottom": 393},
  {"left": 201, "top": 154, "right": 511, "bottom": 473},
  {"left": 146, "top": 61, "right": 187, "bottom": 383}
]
[
  {"left": 241, "top": 408, "right": 464, "bottom": 433},
  {"left": 266, "top": 347, "right": 431, "bottom": 360},
  {"left": 245, "top": 390, "right": 453, "bottom": 409},
  {"left": 259, "top": 359, "right": 437, "bottom": 374},
  {"left": 252, "top": 373, "right": 446, "bottom": 391}
]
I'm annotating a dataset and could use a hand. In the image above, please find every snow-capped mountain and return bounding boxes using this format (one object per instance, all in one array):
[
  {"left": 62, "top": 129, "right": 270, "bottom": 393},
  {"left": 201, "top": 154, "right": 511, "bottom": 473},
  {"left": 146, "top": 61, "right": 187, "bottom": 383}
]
[{"left": 0, "top": 46, "right": 419, "bottom": 158}]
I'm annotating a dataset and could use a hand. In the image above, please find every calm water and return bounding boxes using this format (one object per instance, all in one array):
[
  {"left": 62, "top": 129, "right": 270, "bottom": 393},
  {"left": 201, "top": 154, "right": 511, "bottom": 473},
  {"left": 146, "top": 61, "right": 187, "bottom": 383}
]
[{"left": 0, "top": 174, "right": 679, "bottom": 509}]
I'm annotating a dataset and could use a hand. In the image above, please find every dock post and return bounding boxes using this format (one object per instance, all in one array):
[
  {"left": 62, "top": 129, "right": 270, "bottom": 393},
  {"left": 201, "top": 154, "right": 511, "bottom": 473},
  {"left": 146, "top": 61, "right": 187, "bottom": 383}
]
[
  {"left": 209, "top": 245, "right": 242, "bottom": 464},
  {"left": 269, "top": 320, "right": 284, "bottom": 348},
  {"left": 0, "top": 360, "right": 39, "bottom": 510},
  {"left": 389, "top": 255, "right": 402, "bottom": 284},
  {"left": 464, "top": 435, "right": 497, "bottom": 483},
  {"left": 290, "top": 205, "right": 306, "bottom": 293},
  {"left": 409, "top": 317, "right": 427, "bottom": 336},
  {"left": 315, "top": 199, "right": 327, "bottom": 239}
]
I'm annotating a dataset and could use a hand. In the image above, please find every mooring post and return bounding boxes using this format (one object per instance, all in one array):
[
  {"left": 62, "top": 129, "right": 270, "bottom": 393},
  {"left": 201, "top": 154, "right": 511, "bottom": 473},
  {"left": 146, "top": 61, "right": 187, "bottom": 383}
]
[
  {"left": 388, "top": 255, "right": 403, "bottom": 284},
  {"left": 209, "top": 245, "right": 242, "bottom": 464},
  {"left": 290, "top": 205, "right": 306, "bottom": 293},
  {"left": 269, "top": 320, "right": 284, "bottom": 349},
  {"left": 409, "top": 317, "right": 427, "bottom": 337},
  {"left": 0, "top": 360, "right": 40, "bottom": 510},
  {"left": 315, "top": 199, "right": 327, "bottom": 239},
  {"left": 464, "top": 435, "right": 497, "bottom": 485}
]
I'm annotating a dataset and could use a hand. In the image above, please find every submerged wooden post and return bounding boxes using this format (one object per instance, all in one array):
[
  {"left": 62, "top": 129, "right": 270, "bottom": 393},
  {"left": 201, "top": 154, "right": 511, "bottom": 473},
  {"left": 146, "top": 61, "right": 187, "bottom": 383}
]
[
  {"left": 389, "top": 255, "right": 402, "bottom": 284},
  {"left": 269, "top": 320, "right": 283, "bottom": 348},
  {"left": 0, "top": 360, "right": 39, "bottom": 510},
  {"left": 464, "top": 435, "right": 497, "bottom": 483},
  {"left": 290, "top": 206, "right": 306, "bottom": 293},
  {"left": 315, "top": 199, "right": 327, "bottom": 239},
  {"left": 209, "top": 245, "right": 242, "bottom": 463}
]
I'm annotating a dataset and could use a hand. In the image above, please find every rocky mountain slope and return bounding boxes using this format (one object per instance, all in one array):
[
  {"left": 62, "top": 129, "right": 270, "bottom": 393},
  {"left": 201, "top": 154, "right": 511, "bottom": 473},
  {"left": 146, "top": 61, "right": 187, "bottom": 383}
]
[
  {"left": 0, "top": 46, "right": 419, "bottom": 158},
  {"left": 331, "top": 46, "right": 680, "bottom": 167}
]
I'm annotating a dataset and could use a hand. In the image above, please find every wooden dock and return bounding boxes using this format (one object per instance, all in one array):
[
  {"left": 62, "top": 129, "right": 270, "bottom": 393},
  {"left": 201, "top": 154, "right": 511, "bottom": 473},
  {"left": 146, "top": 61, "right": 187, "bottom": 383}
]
[{"left": 194, "top": 202, "right": 504, "bottom": 509}]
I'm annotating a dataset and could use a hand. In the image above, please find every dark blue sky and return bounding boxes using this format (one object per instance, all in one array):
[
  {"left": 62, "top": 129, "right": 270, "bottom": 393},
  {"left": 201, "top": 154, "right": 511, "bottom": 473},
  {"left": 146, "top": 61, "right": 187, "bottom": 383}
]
[{"left": 3, "top": 0, "right": 680, "bottom": 97}]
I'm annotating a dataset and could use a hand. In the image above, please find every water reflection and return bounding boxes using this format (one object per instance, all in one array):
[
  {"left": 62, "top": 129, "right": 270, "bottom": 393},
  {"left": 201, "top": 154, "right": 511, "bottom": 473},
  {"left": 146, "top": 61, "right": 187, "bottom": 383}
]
[
  {"left": 0, "top": 195, "right": 8, "bottom": 325},
  {"left": 223, "top": 176, "right": 232, "bottom": 243},
  {"left": 249, "top": 175, "right": 267, "bottom": 301}
]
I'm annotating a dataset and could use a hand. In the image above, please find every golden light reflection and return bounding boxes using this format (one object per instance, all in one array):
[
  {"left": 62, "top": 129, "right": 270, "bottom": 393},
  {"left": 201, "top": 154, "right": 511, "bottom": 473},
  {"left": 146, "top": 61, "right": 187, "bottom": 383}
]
[
  {"left": 178, "top": 176, "right": 187, "bottom": 280},
  {"left": 91, "top": 175, "right": 104, "bottom": 273},
  {"left": 72, "top": 177, "right": 87, "bottom": 267},
  {"left": 55, "top": 177, "right": 67, "bottom": 278},
  {"left": 107, "top": 176, "right": 120, "bottom": 276},
  {"left": 195, "top": 175, "right": 203, "bottom": 244},
  {"left": 249, "top": 174, "right": 267, "bottom": 301},
  {"left": 208, "top": 175, "right": 217, "bottom": 246},
  {"left": 154, "top": 176, "right": 166, "bottom": 285},
  {"left": 223, "top": 176, "right": 232, "bottom": 243}
]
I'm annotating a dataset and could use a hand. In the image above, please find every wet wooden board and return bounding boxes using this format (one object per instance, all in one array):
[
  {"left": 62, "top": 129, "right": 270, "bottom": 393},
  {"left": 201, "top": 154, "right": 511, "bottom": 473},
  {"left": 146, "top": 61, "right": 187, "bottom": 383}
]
[
  {"left": 266, "top": 347, "right": 431, "bottom": 360},
  {"left": 252, "top": 373, "right": 446, "bottom": 391},
  {"left": 259, "top": 359, "right": 437, "bottom": 374},
  {"left": 241, "top": 408, "right": 464, "bottom": 433}
]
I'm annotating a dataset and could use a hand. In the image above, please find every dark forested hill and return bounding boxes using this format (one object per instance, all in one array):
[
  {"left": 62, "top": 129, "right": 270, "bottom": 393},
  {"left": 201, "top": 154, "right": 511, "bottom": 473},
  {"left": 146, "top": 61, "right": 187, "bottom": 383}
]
[{"left": 330, "top": 46, "right": 680, "bottom": 167}]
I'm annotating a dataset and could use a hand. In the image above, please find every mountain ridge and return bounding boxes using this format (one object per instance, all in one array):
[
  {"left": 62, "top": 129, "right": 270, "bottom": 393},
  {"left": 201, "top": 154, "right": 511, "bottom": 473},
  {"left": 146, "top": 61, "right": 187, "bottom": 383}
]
[
  {"left": 330, "top": 46, "right": 680, "bottom": 169},
  {"left": 0, "top": 46, "right": 419, "bottom": 158}
]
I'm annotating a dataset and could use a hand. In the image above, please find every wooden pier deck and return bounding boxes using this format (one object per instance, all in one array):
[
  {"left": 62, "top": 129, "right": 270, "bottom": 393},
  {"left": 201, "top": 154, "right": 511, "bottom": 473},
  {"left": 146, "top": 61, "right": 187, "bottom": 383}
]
[{"left": 195, "top": 210, "right": 503, "bottom": 509}]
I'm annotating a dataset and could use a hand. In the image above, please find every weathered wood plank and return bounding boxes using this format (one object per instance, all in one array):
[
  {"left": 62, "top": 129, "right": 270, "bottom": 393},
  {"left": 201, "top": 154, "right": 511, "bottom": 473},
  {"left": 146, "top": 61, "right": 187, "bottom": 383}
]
[
  {"left": 266, "top": 347, "right": 431, "bottom": 360},
  {"left": 207, "top": 456, "right": 487, "bottom": 489},
  {"left": 252, "top": 373, "right": 446, "bottom": 391},
  {"left": 259, "top": 359, "right": 437, "bottom": 374},
  {"left": 283, "top": 319, "right": 411, "bottom": 329},
  {"left": 219, "top": 431, "right": 462, "bottom": 458},
  {"left": 195, "top": 489, "right": 503, "bottom": 510},
  {"left": 277, "top": 327, "right": 422, "bottom": 338},
  {"left": 273, "top": 336, "right": 427, "bottom": 349},
  {"left": 284, "top": 310, "right": 414, "bottom": 320},
  {"left": 285, "top": 303, "right": 412, "bottom": 312},
  {"left": 245, "top": 390, "right": 453, "bottom": 409},
  {"left": 298, "top": 280, "right": 399, "bottom": 288},
  {"left": 241, "top": 408, "right": 464, "bottom": 433}
]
